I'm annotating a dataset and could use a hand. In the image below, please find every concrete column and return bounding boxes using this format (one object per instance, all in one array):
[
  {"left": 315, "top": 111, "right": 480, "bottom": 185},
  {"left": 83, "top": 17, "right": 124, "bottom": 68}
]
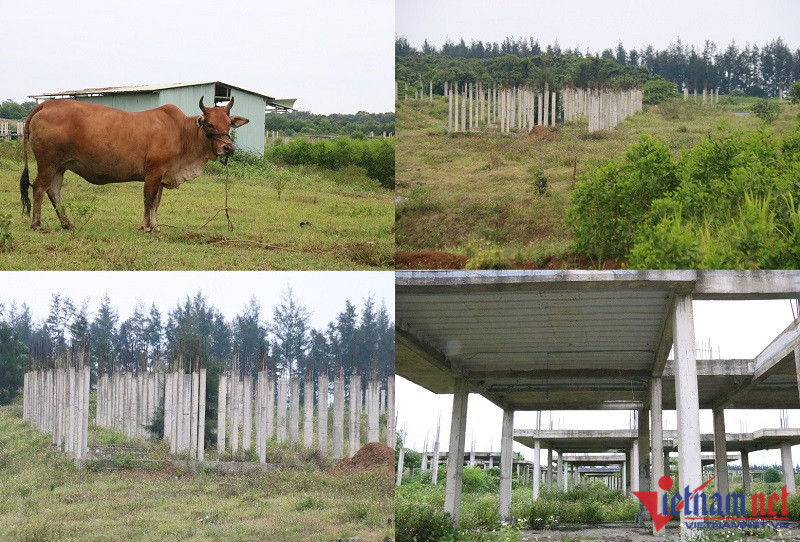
[
  {"left": 317, "top": 373, "right": 328, "bottom": 451},
  {"left": 673, "top": 294, "right": 702, "bottom": 534},
  {"left": 741, "top": 451, "right": 751, "bottom": 494},
  {"left": 781, "top": 442, "right": 796, "bottom": 493},
  {"left": 632, "top": 440, "right": 640, "bottom": 492},
  {"left": 622, "top": 461, "right": 627, "bottom": 494},
  {"left": 650, "top": 377, "right": 663, "bottom": 496},
  {"left": 557, "top": 451, "right": 563, "bottom": 491},
  {"left": 546, "top": 448, "right": 553, "bottom": 489},
  {"left": 303, "top": 375, "right": 314, "bottom": 448},
  {"left": 638, "top": 407, "right": 650, "bottom": 491},
  {"left": 533, "top": 439, "right": 541, "bottom": 500},
  {"left": 386, "top": 375, "right": 395, "bottom": 448},
  {"left": 229, "top": 374, "right": 239, "bottom": 452},
  {"left": 499, "top": 408, "right": 514, "bottom": 521},
  {"left": 190, "top": 371, "right": 199, "bottom": 455},
  {"left": 197, "top": 369, "right": 206, "bottom": 461},
  {"left": 289, "top": 376, "right": 299, "bottom": 443},
  {"left": 448, "top": 91, "right": 453, "bottom": 133},
  {"left": 713, "top": 407, "right": 729, "bottom": 496},
  {"left": 368, "top": 378, "right": 380, "bottom": 443},
  {"left": 333, "top": 373, "right": 345, "bottom": 459},
  {"left": 444, "top": 379, "right": 468, "bottom": 524},
  {"left": 396, "top": 431, "right": 405, "bottom": 486},
  {"left": 349, "top": 373, "right": 360, "bottom": 457},
  {"left": 277, "top": 377, "right": 287, "bottom": 443},
  {"left": 215, "top": 375, "right": 226, "bottom": 453},
  {"left": 431, "top": 439, "right": 440, "bottom": 485}
]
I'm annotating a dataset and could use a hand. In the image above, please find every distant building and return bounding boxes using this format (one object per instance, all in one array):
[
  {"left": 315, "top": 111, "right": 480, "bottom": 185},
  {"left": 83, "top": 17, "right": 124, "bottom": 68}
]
[{"left": 31, "top": 81, "right": 296, "bottom": 154}]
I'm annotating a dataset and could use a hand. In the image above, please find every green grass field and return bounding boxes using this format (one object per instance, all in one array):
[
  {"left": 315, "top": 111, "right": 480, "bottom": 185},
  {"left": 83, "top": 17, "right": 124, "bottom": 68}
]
[
  {"left": 395, "top": 95, "right": 800, "bottom": 268},
  {"left": 0, "top": 144, "right": 394, "bottom": 270},
  {"left": 0, "top": 403, "right": 394, "bottom": 542}
]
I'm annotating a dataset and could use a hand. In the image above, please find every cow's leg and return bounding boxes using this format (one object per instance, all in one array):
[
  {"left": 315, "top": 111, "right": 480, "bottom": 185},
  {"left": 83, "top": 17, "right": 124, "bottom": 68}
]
[
  {"left": 142, "top": 175, "right": 163, "bottom": 233},
  {"left": 31, "top": 166, "right": 57, "bottom": 230},
  {"left": 46, "top": 171, "right": 73, "bottom": 230}
]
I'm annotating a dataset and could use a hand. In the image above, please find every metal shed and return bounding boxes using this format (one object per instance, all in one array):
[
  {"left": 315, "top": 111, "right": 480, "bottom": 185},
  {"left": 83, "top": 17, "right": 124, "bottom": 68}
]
[{"left": 30, "top": 81, "right": 296, "bottom": 154}]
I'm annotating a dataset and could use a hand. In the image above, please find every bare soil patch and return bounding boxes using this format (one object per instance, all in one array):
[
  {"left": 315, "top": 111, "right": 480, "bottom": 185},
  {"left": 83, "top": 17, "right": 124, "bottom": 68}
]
[{"left": 330, "top": 442, "right": 394, "bottom": 474}]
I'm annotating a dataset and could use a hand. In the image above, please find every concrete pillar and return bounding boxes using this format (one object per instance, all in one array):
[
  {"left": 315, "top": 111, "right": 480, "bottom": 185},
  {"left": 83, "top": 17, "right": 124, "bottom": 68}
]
[
  {"left": 533, "top": 439, "right": 541, "bottom": 500},
  {"left": 349, "top": 373, "right": 360, "bottom": 457},
  {"left": 229, "top": 374, "right": 239, "bottom": 452},
  {"left": 622, "top": 461, "right": 627, "bottom": 494},
  {"left": 303, "top": 375, "right": 314, "bottom": 448},
  {"left": 368, "top": 378, "right": 380, "bottom": 443},
  {"left": 396, "top": 431, "right": 405, "bottom": 486},
  {"left": 444, "top": 379, "right": 468, "bottom": 524},
  {"left": 289, "top": 376, "right": 299, "bottom": 443},
  {"left": 638, "top": 407, "right": 650, "bottom": 491},
  {"left": 197, "top": 369, "right": 206, "bottom": 461},
  {"left": 781, "top": 442, "right": 796, "bottom": 493},
  {"left": 546, "top": 448, "right": 553, "bottom": 489},
  {"left": 431, "top": 439, "right": 440, "bottom": 485},
  {"left": 557, "top": 451, "right": 563, "bottom": 491},
  {"left": 333, "top": 373, "right": 345, "bottom": 459},
  {"left": 499, "top": 409, "right": 514, "bottom": 521},
  {"left": 650, "top": 377, "right": 663, "bottom": 493},
  {"left": 713, "top": 407, "right": 729, "bottom": 496},
  {"left": 317, "top": 373, "right": 328, "bottom": 451},
  {"left": 551, "top": 91, "right": 556, "bottom": 127},
  {"left": 673, "top": 294, "right": 702, "bottom": 534},
  {"left": 277, "top": 377, "right": 287, "bottom": 443},
  {"left": 741, "top": 451, "right": 751, "bottom": 494},
  {"left": 190, "top": 371, "right": 199, "bottom": 455},
  {"left": 447, "top": 91, "right": 453, "bottom": 133},
  {"left": 386, "top": 375, "right": 395, "bottom": 448},
  {"left": 632, "top": 440, "right": 640, "bottom": 492},
  {"left": 266, "top": 374, "right": 275, "bottom": 441}
]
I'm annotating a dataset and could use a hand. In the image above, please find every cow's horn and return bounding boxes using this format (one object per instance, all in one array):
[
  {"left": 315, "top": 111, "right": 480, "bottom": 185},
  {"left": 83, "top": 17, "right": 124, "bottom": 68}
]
[
  {"left": 199, "top": 96, "right": 208, "bottom": 113},
  {"left": 225, "top": 95, "right": 234, "bottom": 113}
]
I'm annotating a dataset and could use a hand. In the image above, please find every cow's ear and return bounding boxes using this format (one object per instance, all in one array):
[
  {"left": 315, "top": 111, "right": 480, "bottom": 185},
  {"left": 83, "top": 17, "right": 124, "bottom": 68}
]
[
  {"left": 195, "top": 116, "right": 204, "bottom": 127},
  {"left": 230, "top": 116, "right": 249, "bottom": 128}
]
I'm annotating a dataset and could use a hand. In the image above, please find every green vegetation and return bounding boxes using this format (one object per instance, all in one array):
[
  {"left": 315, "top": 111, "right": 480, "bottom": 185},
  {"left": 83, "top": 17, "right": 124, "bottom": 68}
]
[
  {"left": 0, "top": 403, "right": 394, "bottom": 542},
  {"left": 264, "top": 110, "right": 394, "bottom": 137},
  {"left": 0, "top": 140, "right": 393, "bottom": 270},
  {"left": 395, "top": 93, "right": 799, "bottom": 268},
  {"left": 642, "top": 76, "right": 679, "bottom": 105},
  {"left": 764, "top": 467, "right": 782, "bottom": 483},
  {"left": 0, "top": 99, "right": 36, "bottom": 120},
  {"left": 268, "top": 137, "right": 396, "bottom": 189},
  {"left": 790, "top": 81, "right": 800, "bottom": 105},
  {"left": 751, "top": 98, "right": 782, "bottom": 123}
]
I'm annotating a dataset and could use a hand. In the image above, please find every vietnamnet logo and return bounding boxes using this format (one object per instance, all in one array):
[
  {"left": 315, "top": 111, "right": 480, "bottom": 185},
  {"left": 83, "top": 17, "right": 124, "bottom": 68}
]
[{"left": 633, "top": 475, "right": 791, "bottom": 531}]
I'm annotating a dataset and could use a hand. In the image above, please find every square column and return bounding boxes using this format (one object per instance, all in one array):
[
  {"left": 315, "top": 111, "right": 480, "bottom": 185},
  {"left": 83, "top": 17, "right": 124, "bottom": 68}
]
[
  {"left": 673, "top": 295, "right": 702, "bottom": 534},
  {"left": 546, "top": 448, "right": 553, "bottom": 490},
  {"left": 622, "top": 460, "right": 627, "bottom": 494},
  {"left": 650, "top": 377, "right": 663, "bottom": 498},
  {"left": 499, "top": 409, "right": 514, "bottom": 521},
  {"left": 445, "top": 379, "right": 469, "bottom": 524},
  {"left": 741, "top": 451, "right": 752, "bottom": 495},
  {"left": 781, "top": 442, "right": 796, "bottom": 494},
  {"left": 632, "top": 439, "right": 640, "bottom": 492},
  {"left": 638, "top": 408, "right": 650, "bottom": 491},
  {"left": 533, "top": 440, "right": 541, "bottom": 500},
  {"left": 712, "top": 408, "right": 729, "bottom": 496},
  {"left": 557, "top": 451, "right": 563, "bottom": 491}
]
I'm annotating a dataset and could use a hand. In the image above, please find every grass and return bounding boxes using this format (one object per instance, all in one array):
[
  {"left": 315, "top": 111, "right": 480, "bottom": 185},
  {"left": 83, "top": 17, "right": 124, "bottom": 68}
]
[
  {"left": 0, "top": 403, "right": 394, "bottom": 541},
  {"left": 395, "top": 94, "right": 800, "bottom": 268},
  {"left": 0, "top": 141, "right": 394, "bottom": 270}
]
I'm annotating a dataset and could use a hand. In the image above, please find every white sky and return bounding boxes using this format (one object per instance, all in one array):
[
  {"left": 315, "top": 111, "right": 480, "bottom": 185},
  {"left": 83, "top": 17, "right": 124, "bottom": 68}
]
[
  {"left": 2, "top": 0, "right": 394, "bottom": 114},
  {"left": 0, "top": 271, "right": 394, "bottom": 330},
  {"left": 398, "top": 299, "right": 800, "bottom": 467},
  {"left": 397, "top": 0, "right": 800, "bottom": 53}
]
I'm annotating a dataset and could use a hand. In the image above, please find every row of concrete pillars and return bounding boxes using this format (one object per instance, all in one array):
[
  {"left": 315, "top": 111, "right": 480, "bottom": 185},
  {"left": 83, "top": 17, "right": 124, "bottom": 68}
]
[
  {"left": 217, "top": 372, "right": 396, "bottom": 461},
  {"left": 22, "top": 367, "right": 90, "bottom": 465},
  {"left": 446, "top": 81, "right": 559, "bottom": 134},
  {"left": 96, "top": 372, "right": 164, "bottom": 440},
  {"left": 164, "top": 369, "right": 207, "bottom": 460},
  {"left": 560, "top": 88, "right": 643, "bottom": 132},
  {"left": 683, "top": 83, "right": 720, "bottom": 104}
]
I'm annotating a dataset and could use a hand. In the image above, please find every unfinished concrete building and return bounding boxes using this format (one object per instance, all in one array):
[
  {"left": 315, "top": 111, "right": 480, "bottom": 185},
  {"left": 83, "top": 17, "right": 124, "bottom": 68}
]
[{"left": 396, "top": 270, "right": 800, "bottom": 534}]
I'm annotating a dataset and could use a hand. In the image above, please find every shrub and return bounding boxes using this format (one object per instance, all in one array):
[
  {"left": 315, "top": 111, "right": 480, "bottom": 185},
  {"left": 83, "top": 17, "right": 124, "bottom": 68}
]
[
  {"left": 643, "top": 76, "right": 679, "bottom": 105},
  {"left": 465, "top": 248, "right": 511, "bottom": 270},
  {"left": 790, "top": 80, "right": 800, "bottom": 105},
  {"left": 751, "top": 99, "right": 781, "bottom": 124},
  {"left": 764, "top": 467, "right": 782, "bottom": 483},
  {"left": 395, "top": 504, "right": 455, "bottom": 542}
]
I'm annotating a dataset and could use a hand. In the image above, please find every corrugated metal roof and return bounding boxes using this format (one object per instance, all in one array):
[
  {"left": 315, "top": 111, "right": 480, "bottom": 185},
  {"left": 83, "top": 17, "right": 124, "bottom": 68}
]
[{"left": 29, "top": 81, "right": 295, "bottom": 109}]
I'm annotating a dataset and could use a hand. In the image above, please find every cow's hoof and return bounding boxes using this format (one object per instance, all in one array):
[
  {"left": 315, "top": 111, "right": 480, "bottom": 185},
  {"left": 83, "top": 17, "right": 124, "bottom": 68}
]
[
  {"left": 61, "top": 223, "right": 74, "bottom": 230},
  {"left": 31, "top": 224, "right": 42, "bottom": 231}
]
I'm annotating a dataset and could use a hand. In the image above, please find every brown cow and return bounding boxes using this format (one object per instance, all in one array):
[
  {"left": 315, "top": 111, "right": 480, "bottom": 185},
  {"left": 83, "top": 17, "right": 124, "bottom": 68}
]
[{"left": 20, "top": 97, "right": 249, "bottom": 232}]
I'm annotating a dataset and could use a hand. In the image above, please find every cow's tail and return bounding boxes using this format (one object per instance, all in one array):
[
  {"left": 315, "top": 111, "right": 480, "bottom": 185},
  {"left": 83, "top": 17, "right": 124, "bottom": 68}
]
[{"left": 20, "top": 102, "right": 44, "bottom": 216}]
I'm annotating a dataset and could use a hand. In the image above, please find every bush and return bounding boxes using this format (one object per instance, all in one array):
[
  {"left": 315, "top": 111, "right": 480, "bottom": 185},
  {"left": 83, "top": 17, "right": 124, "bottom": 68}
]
[
  {"left": 395, "top": 504, "right": 455, "bottom": 542},
  {"left": 465, "top": 248, "right": 511, "bottom": 270},
  {"left": 751, "top": 99, "right": 781, "bottom": 124},
  {"left": 764, "top": 467, "right": 782, "bottom": 483},
  {"left": 790, "top": 81, "right": 800, "bottom": 105},
  {"left": 643, "top": 76, "right": 679, "bottom": 105}
]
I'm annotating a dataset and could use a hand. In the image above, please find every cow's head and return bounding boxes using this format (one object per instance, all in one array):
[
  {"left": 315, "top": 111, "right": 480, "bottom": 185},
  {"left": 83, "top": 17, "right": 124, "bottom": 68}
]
[{"left": 196, "top": 96, "right": 249, "bottom": 157}]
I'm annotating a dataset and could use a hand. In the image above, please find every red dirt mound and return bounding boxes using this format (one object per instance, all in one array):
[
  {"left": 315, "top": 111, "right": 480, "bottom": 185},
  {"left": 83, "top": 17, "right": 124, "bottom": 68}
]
[
  {"left": 394, "top": 251, "right": 467, "bottom": 269},
  {"left": 528, "top": 125, "right": 559, "bottom": 141},
  {"left": 331, "top": 442, "right": 394, "bottom": 474}
]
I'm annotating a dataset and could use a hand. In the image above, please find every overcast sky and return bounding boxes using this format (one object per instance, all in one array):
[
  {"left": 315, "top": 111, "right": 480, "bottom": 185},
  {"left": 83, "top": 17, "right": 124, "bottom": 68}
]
[
  {"left": 0, "top": 271, "right": 394, "bottom": 330},
  {"left": 3, "top": 0, "right": 394, "bottom": 114},
  {"left": 397, "top": 0, "right": 800, "bottom": 53},
  {"left": 398, "top": 299, "right": 800, "bottom": 467}
]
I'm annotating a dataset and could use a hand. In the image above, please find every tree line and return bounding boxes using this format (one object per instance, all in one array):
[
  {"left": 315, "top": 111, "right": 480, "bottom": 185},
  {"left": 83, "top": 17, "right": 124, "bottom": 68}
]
[
  {"left": 0, "top": 288, "right": 394, "bottom": 404},
  {"left": 265, "top": 110, "right": 395, "bottom": 137},
  {"left": 396, "top": 35, "right": 800, "bottom": 97}
]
